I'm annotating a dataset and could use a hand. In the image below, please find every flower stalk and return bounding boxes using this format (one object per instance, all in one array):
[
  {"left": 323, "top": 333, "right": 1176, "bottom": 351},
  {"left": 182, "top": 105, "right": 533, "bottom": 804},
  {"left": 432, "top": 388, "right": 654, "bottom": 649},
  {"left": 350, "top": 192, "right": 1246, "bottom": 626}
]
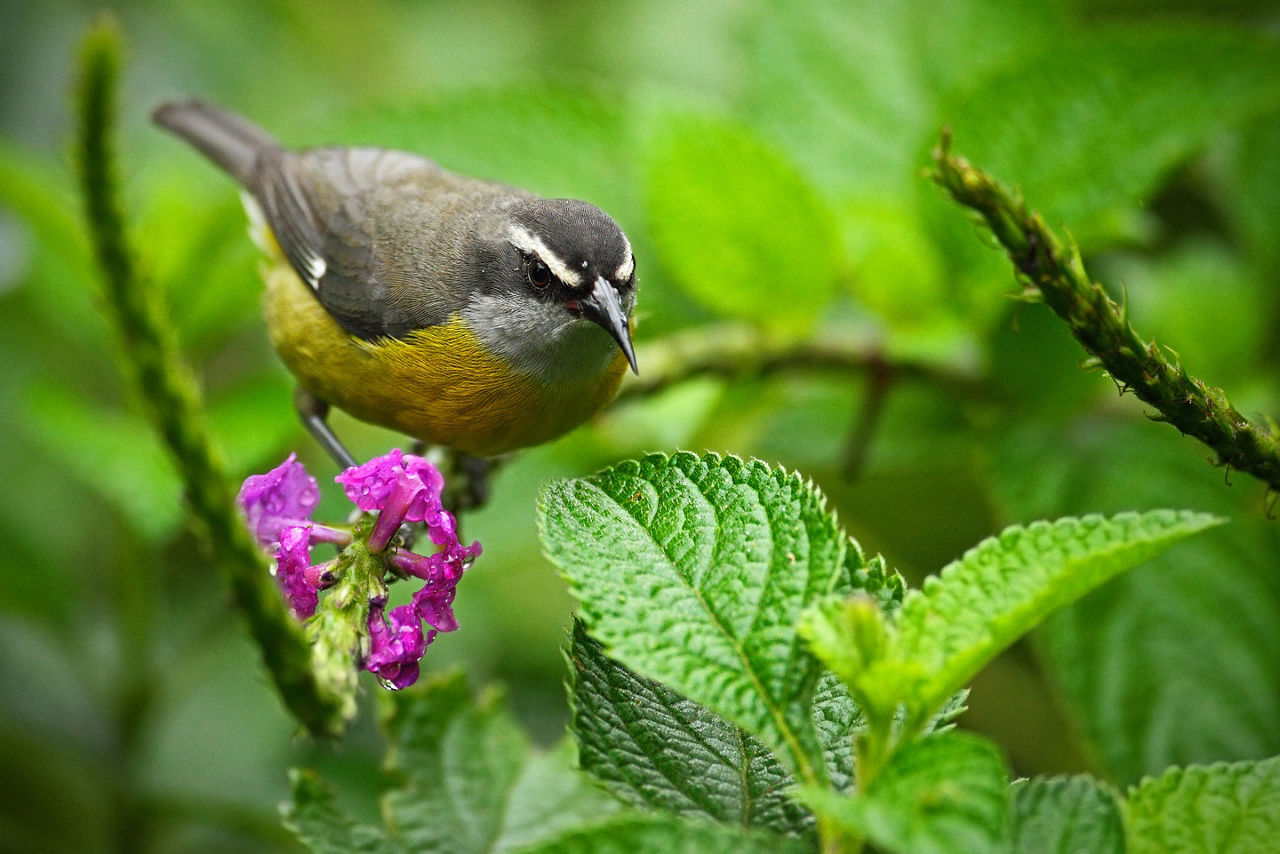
[
  {"left": 238, "top": 451, "right": 480, "bottom": 693},
  {"left": 74, "top": 18, "right": 346, "bottom": 737}
]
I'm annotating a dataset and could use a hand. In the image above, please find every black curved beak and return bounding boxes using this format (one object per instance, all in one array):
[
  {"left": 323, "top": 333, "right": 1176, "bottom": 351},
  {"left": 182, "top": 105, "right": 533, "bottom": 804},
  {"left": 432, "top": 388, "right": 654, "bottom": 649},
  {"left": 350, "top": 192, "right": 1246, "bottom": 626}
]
[{"left": 579, "top": 275, "right": 638, "bottom": 374}]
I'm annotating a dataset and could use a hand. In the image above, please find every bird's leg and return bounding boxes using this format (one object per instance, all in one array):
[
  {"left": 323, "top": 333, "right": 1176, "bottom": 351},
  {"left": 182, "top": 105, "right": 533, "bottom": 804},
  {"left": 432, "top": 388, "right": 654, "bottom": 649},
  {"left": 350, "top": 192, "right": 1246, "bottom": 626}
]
[
  {"left": 459, "top": 452, "right": 495, "bottom": 511},
  {"left": 382, "top": 447, "right": 499, "bottom": 555},
  {"left": 443, "top": 450, "right": 500, "bottom": 515},
  {"left": 293, "top": 387, "right": 358, "bottom": 471}
]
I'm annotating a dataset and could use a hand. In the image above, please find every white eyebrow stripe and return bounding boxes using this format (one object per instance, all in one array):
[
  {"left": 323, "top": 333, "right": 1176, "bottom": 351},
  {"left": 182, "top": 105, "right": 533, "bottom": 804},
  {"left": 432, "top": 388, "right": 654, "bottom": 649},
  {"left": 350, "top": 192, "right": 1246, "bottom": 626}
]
[
  {"left": 616, "top": 233, "right": 634, "bottom": 281},
  {"left": 616, "top": 251, "right": 634, "bottom": 282},
  {"left": 508, "top": 225, "right": 583, "bottom": 287}
]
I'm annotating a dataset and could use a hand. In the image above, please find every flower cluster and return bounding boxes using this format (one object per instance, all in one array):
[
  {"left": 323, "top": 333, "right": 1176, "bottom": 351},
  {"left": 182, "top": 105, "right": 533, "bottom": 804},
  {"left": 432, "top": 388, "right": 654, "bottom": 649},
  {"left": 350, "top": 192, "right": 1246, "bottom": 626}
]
[{"left": 236, "top": 450, "right": 480, "bottom": 690}]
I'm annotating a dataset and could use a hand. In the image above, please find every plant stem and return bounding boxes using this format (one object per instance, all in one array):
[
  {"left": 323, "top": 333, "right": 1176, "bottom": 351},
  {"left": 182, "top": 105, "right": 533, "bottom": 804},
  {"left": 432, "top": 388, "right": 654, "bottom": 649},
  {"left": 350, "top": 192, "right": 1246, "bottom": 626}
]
[
  {"left": 933, "top": 134, "right": 1280, "bottom": 495},
  {"left": 74, "top": 18, "right": 345, "bottom": 736},
  {"left": 305, "top": 533, "right": 386, "bottom": 717},
  {"left": 841, "top": 353, "right": 894, "bottom": 481},
  {"left": 818, "top": 816, "right": 856, "bottom": 854},
  {"left": 615, "top": 323, "right": 985, "bottom": 405}
]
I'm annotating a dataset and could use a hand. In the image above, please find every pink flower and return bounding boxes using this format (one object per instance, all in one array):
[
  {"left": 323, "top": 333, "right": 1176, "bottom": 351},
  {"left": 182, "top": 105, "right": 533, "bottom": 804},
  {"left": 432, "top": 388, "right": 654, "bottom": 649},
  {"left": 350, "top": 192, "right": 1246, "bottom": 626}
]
[
  {"left": 365, "top": 603, "right": 433, "bottom": 690},
  {"left": 392, "top": 538, "right": 482, "bottom": 633},
  {"left": 236, "top": 453, "right": 320, "bottom": 547},
  {"left": 275, "top": 525, "right": 320, "bottom": 619},
  {"left": 237, "top": 449, "right": 480, "bottom": 691},
  {"left": 236, "top": 453, "right": 349, "bottom": 548},
  {"left": 336, "top": 449, "right": 446, "bottom": 552}
]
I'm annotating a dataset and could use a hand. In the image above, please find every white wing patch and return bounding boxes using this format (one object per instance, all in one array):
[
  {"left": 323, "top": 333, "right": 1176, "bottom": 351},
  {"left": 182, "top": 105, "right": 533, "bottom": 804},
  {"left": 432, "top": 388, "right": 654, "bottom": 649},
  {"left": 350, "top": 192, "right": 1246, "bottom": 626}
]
[
  {"left": 241, "top": 191, "right": 271, "bottom": 254},
  {"left": 241, "top": 190, "right": 327, "bottom": 290},
  {"left": 305, "top": 255, "right": 327, "bottom": 284},
  {"left": 508, "top": 225, "right": 583, "bottom": 288}
]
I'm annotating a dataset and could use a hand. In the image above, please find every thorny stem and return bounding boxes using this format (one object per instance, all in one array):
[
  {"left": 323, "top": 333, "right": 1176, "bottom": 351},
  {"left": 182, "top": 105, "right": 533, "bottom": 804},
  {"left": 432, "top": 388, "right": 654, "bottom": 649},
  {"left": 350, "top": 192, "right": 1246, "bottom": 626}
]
[
  {"left": 75, "top": 19, "right": 345, "bottom": 737},
  {"left": 933, "top": 134, "right": 1280, "bottom": 496}
]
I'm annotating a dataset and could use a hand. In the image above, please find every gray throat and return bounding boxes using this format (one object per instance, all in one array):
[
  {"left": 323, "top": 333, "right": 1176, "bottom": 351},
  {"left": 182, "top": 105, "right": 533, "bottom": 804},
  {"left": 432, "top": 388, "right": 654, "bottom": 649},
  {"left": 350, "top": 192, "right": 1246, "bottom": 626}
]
[{"left": 461, "top": 293, "right": 619, "bottom": 385}]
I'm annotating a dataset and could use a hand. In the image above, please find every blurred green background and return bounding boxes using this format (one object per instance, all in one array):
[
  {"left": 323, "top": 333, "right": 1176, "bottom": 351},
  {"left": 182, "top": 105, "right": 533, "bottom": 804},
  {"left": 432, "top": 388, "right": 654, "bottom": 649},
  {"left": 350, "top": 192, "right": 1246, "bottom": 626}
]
[{"left": 3, "top": 0, "right": 1279, "bottom": 851}]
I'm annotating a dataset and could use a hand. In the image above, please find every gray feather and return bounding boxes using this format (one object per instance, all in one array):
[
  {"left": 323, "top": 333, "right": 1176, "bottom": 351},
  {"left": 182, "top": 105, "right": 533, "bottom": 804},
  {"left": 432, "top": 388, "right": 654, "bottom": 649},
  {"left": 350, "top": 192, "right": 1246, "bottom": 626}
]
[
  {"left": 153, "top": 100, "right": 636, "bottom": 362},
  {"left": 152, "top": 100, "right": 277, "bottom": 185}
]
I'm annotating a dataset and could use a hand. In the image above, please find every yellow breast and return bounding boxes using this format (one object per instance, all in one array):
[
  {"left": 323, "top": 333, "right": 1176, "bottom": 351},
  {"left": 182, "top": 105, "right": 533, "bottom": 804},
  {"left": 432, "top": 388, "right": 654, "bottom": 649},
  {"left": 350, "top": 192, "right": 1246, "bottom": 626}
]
[{"left": 261, "top": 263, "right": 627, "bottom": 456}]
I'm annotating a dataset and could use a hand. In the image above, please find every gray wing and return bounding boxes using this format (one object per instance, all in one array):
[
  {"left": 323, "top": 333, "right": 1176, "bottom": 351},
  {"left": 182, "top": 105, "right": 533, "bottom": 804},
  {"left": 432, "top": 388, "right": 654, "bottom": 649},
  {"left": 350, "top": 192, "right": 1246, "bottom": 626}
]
[
  {"left": 255, "top": 146, "right": 476, "bottom": 339},
  {"left": 154, "top": 100, "right": 516, "bottom": 339}
]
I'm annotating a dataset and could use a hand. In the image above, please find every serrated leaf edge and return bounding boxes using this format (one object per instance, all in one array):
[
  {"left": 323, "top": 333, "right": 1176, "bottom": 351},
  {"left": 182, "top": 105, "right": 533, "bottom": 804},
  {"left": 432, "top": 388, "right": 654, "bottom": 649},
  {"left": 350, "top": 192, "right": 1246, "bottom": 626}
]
[{"left": 537, "top": 450, "right": 850, "bottom": 789}]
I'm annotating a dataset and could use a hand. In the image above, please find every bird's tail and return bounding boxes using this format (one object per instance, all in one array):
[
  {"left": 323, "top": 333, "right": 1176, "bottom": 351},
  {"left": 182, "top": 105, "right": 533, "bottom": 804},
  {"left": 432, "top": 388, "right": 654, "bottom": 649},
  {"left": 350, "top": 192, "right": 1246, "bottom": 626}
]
[{"left": 152, "top": 100, "right": 278, "bottom": 186}]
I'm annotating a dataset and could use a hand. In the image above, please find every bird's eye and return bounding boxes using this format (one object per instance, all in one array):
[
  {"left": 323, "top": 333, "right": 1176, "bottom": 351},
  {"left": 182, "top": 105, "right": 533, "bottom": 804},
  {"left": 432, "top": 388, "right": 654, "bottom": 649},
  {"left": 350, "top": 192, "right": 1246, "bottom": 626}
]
[{"left": 525, "top": 256, "right": 552, "bottom": 289}]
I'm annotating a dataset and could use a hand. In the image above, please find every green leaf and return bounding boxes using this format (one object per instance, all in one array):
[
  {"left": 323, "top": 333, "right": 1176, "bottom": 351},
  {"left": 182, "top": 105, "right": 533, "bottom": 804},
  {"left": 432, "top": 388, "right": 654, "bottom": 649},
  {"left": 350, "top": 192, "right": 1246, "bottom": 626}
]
[
  {"left": 989, "top": 421, "right": 1280, "bottom": 784},
  {"left": 539, "top": 452, "right": 856, "bottom": 786},
  {"left": 382, "top": 671, "right": 621, "bottom": 853},
  {"left": 809, "top": 672, "right": 863, "bottom": 793},
  {"left": 282, "top": 769, "right": 390, "bottom": 854},
  {"left": 645, "top": 115, "right": 841, "bottom": 331},
  {"left": 946, "top": 24, "right": 1280, "bottom": 237},
  {"left": 884, "top": 510, "right": 1223, "bottom": 724},
  {"left": 568, "top": 619, "right": 814, "bottom": 836},
  {"left": 738, "top": 0, "right": 1061, "bottom": 198},
  {"left": 382, "top": 673, "right": 524, "bottom": 851},
  {"left": 22, "top": 380, "right": 183, "bottom": 539},
  {"left": 734, "top": 0, "right": 1064, "bottom": 336},
  {"left": 845, "top": 552, "right": 908, "bottom": 615},
  {"left": 799, "top": 594, "right": 892, "bottom": 703},
  {"left": 517, "top": 814, "right": 810, "bottom": 854},
  {"left": 1008, "top": 776, "right": 1125, "bottom": 854},
  {"left": 500, "top": 739, "right": 627, "bottom": 852},
  {"left": 797, "top": 552, "right": 907, "bottom": 705},
  {"left": 1223, "top": 111, "right": 1280, "bottom": 281},
  {"left": 1125, "top": 757, "right": 1280, "bottom": 854},
  {"left": 796, "top": 731, "right": 1010, "bottom": 854}
]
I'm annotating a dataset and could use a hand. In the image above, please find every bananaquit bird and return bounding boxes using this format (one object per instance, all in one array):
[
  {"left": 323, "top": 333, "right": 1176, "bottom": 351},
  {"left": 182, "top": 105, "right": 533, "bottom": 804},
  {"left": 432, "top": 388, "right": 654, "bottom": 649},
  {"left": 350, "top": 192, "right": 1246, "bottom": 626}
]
[{"left": 152, "top": 100, "right": 638, "bottom": 468}]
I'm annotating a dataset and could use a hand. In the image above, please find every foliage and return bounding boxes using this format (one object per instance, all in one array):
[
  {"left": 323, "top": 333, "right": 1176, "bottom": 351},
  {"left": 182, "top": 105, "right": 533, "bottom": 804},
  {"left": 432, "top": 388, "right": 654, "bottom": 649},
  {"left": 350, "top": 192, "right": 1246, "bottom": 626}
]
[
  {"left": 3, "top": 0, "right": 1280, "bottom": 852},
  {"left": 73, "top": 18, "right": 346, "bottom": 737},
  {"left": 288, "top": 454, "right": 1235, "bottom": 852}
]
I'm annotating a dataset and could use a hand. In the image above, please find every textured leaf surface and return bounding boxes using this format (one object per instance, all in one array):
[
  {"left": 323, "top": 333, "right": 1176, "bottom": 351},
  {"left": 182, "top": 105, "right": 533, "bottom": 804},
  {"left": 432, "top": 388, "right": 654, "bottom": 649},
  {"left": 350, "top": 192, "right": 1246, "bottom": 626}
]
[
  {"left": 540, "top": 452, "right": 856, "bottom": 784},
  {"left": 646, "top": 115, "right": 841, "bottom": 331},
  {"left": 888, "top": 510, "right": 1222, "bottom": 718},
  {"left": 797, "top": 732, "right": 1010, "bottom": 854},
  {"left": 283, "top": 769, "right": 390, "bottom": 854},
  {"left": 568, "top": 550, "right": 905, "bottom": 832},
  {"left": 990, "top": 422, "right": 1280, "bottom": 784},
  {"left": 568, "top": 620, "right": 813, "bottom": 836},
  {"left": 517, "top": 814, "right": 809, "bottom": 854},
  {"left": 382, "top": 672, "right": 620, "bottom": 854},
  {"left": 1008, "top": 776, "right": 1125, "bottom": 854},
  {"left": 1125, "top": 757, "right": 1280, "bottom": 854}
]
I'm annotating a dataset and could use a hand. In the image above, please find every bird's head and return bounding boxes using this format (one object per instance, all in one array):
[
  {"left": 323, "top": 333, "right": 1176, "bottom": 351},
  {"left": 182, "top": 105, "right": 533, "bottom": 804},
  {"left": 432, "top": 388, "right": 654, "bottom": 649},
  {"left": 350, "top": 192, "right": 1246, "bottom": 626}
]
[{"left": 465, "top": 199, "right": 637, "bottom": 380}]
